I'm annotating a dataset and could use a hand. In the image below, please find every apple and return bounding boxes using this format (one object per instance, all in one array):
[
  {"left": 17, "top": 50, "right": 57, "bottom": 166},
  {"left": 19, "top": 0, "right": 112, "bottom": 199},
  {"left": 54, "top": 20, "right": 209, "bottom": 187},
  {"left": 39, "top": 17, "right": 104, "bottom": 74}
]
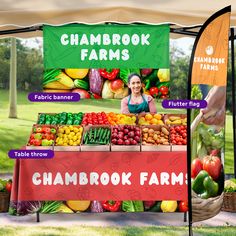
[
  {"left": 112, "top": 139, "right": 117, "bottom": 144},
  {"left": 34, "top": 133, "right": 42, "bottom": 140},
  {"left": 41, "top": 139, "right": 49, "bottom": 146},
  {"left": 33, "top": 139, "right": 42, "bottom": 146},
  {"left": 117, "top": 139, "right": 124, "bottom": 145},
  {"left": 124, "top": 140, "right": 130, "bottom": 145},
  {"left": 110, "top": 79, "right": 124, "bottom": 92},
  {"left": 36, "top": 127, "right": 43, "bottom": 133},
  {"left": 50, "top": 128, "right": 56, "bottom": 134},
  {"left": 129, "top": 131, "right": 135, "bottom": 138}
]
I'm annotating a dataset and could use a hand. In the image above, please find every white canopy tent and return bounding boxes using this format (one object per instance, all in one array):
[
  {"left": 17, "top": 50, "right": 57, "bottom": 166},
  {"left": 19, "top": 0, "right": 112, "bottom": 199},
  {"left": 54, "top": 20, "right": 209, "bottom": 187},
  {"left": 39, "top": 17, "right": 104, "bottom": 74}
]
[{"left": 0, "top": 0, "right": 236, "bottom": 38}]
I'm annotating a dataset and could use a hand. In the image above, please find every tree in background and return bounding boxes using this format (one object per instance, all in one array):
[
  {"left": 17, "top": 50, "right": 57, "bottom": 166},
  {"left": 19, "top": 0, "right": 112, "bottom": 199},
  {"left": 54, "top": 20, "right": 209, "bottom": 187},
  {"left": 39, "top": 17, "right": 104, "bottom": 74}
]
[
  {"left": 0, "top": 38, "right": 43, "bottom": 91},
  {"left": 169, "top": 44, "right": 190, "bottom": 100}
]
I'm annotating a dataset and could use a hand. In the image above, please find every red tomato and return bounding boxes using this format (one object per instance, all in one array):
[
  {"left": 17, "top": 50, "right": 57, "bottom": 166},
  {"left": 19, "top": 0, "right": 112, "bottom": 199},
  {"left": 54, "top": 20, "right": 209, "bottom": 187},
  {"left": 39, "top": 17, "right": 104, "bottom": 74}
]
[
  {"left": 191, "top": 158, "right": 203, "bottom": 178},
  {"left": 149, "top": 87, "right": 159, "bottom": 97},
  {"left": 159, "top": 86, "right": 169, "bottom": 95},
  {"left": 202, "top": 155, "right": 221, "bottom": 180},
  {"left": 6, "top": 182, "right": 12, "bottom": 193},
  {"left": 178, "top": 201, "right": 188, "bottom": 212}
]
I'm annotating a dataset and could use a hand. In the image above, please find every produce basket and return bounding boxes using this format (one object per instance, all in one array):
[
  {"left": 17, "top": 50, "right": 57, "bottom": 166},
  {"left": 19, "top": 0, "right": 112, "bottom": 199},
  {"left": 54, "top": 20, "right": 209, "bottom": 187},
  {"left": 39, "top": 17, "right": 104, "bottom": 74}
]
[
  {"left": 221, "top": 192, "right": 236, "bottom": 212},
  {"left": 0, "top": 192, "right": 10, "bottom": 213},
  {"left": 138, "top": 113, "right": 164, "bottom": 125},
  {"left": 54, "top": 125, "right": 83, "bottom": 151},
  {"left": 192, "top": 190, "right": 224, "bottom": 222},
  {"left": 110, "top": 125, "right": 141, "bottom": 152},
  {"left": 81, "top": 125, "right": 111, "bottom": 152},
  {"left": 141, "top": 125, "right": 171, "bottom": 151},
  {"left": 26, "top": 124, "right": 56, "bottom": 150}
]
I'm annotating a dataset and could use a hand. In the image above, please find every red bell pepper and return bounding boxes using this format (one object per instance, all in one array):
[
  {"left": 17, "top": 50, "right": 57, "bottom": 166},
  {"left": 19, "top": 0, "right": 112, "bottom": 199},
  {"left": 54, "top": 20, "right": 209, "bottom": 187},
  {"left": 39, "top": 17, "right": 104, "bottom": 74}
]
[
  {"left": 99, "top": 69, "right": 119, "bottom": 80},
  {"left": 101, "top": 200, "right": 121, "bottom": 212}
]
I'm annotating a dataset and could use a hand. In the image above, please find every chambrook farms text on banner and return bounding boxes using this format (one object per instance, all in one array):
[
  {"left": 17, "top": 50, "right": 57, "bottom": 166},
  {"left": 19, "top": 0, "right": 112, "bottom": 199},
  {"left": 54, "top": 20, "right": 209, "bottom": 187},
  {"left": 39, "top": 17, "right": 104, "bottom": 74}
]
[
  {"left": 11, "top": 152, "right": 187, "bottom": 201},
  {"left": 43, "top": 24, "right": 169, "bottom": 69}
]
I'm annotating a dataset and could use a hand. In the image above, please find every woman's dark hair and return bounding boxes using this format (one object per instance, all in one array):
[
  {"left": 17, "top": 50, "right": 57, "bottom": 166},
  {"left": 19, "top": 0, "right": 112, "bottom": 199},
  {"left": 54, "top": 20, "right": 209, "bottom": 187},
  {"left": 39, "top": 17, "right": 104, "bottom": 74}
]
[{"left": 127, "top": 73, "right": 143, "bottom": 95}]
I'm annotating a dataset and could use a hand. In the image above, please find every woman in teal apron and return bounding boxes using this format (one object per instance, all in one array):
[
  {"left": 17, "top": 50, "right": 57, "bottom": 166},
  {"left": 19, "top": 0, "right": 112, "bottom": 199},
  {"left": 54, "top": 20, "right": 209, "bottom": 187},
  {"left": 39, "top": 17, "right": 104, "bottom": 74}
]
[{"left": 121, "top": 73, "right": 157, "bottom": 114}]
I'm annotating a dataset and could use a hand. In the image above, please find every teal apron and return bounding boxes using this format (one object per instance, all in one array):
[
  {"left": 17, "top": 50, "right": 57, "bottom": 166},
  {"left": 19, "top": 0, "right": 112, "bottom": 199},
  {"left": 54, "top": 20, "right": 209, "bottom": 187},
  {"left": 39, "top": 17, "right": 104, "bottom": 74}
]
[{"left": 127, "top": 95, "right": 150, "bottom": 114}]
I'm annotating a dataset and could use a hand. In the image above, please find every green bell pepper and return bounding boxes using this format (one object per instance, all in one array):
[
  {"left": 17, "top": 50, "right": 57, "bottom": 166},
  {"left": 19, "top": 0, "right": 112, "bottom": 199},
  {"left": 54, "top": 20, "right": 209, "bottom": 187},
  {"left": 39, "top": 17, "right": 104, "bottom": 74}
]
[{"left": 192, "top": 170, "right": 219, "bottom": 199}]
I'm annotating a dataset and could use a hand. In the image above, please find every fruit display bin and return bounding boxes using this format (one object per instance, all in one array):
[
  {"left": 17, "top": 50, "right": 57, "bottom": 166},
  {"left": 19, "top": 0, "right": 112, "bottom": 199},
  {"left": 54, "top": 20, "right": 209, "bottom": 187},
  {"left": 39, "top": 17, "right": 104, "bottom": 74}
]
[
  {"left": 163, "top": 114, "right": 187, "bottom": 125},
  {"left": 169, "top": 125, "right": 187, "bottom": 151},
  {"left": 80, "top": 125, "right": 111, "bottom": 152},
  {"left": 54, "top": 125, "right": 83, "bottom": 151},
  {"left": 37, "top": 112, "right": 84, "bottom": 126},
  {"left": 141, "top": 125, "right": 171, "bottom": 152},
  {"left": 110, "top": 125, "right": 141, "bottom": 152},
  {"left": 26, "top": 124, "right": 56, "bottom": 150},
  {"left": 137, "top": 113, "right": 165, "bottom": 125}
]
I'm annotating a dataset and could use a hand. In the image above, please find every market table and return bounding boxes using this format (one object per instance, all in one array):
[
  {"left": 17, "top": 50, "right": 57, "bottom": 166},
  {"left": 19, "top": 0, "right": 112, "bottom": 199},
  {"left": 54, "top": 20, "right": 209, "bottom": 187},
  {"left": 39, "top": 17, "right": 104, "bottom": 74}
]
[{"left": 11, "top": 151, "right": 187, "bottom": 202}]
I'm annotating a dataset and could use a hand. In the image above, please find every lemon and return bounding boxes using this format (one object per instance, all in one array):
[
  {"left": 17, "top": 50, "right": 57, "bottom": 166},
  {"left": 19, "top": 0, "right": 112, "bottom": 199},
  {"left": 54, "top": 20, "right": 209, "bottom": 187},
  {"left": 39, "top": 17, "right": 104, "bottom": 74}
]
[
  {"left": 69, "top": 140, "right": 74, "bottom": 146},
  {"left": 73, "top": 136, "right": 78, "bottom": 141},
  {"left": 161, "top": 201, "right": 177, "bottom": 212},
  {"left": 58, "top": 128, "right": 64, "bottom": 133},
  {"left": 74, "top": 127, "right": 79, "bottom": 133},
  {"left": 65, "top": 69, "right": 89, "bottom": 79},
  {"left": 65, "top": 128, "right": 70, "bottom": 135}
]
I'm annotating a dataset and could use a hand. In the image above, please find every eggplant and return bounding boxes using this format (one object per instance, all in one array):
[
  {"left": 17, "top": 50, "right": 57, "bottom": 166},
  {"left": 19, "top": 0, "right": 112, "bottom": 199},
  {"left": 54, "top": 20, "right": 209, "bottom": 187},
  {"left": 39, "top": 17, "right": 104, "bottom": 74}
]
[{"left": 89, "top": 69, "right": 104, "bottom": 96}]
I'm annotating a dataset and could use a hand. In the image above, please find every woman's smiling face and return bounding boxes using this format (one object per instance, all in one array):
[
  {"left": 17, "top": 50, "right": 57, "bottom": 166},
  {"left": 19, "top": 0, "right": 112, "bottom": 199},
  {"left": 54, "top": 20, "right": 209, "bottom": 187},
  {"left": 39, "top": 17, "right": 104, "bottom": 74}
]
[{"left": 128, "top": 75, "right": 142, "bottom": 95}]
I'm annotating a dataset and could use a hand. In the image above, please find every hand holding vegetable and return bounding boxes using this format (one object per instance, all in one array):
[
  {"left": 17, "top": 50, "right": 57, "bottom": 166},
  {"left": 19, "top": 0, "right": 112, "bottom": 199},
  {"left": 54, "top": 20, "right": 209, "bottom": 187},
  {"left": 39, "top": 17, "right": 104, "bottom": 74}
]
[{"left": 201, "top": 86, "right": 226, "bottom": 126}]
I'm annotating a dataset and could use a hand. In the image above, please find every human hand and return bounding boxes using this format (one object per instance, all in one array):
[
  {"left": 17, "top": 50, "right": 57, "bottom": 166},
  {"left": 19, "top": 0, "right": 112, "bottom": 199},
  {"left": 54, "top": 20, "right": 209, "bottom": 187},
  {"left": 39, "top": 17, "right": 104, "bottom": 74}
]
[{"left": 200, "top": 86, "right": 226, "bottom": 126}]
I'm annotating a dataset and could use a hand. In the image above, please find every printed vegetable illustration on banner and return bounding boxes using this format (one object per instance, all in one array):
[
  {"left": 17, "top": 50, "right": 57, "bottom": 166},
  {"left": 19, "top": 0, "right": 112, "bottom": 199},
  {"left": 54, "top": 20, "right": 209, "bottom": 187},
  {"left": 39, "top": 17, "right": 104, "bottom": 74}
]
[{"left": 43, "top": 68, "right": 170, "bottom": 99}]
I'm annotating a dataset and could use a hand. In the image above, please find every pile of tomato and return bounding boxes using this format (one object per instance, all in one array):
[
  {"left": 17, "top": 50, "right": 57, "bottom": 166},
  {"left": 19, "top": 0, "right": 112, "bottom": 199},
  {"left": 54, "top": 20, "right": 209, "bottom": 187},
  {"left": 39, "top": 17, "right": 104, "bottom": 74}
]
[
  {"left": 81, "top": 112, "right": 109, "bottom": 125},
  {"left": 170, "top": 125, "right": 187, "bottom": 145}
]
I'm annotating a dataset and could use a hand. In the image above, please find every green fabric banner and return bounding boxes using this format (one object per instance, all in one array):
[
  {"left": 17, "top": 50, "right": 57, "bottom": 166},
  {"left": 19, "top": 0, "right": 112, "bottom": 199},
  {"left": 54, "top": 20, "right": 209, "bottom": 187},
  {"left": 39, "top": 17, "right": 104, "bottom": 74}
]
[{"left": 43, "top": 24, "right": 169, "bottom": 69}]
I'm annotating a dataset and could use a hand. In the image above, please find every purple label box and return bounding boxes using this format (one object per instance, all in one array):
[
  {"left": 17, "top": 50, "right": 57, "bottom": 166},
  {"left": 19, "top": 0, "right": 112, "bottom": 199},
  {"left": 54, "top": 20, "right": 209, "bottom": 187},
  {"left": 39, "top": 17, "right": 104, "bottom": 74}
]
[
  {"left": 28, "top": 92, "right": 80, "bottom": 102},
  {"left": 8, "top": 150, "right": 54, "bottom": 159},
  {"left": 162, "top": 100, "right": 207, "bottom": 109}
]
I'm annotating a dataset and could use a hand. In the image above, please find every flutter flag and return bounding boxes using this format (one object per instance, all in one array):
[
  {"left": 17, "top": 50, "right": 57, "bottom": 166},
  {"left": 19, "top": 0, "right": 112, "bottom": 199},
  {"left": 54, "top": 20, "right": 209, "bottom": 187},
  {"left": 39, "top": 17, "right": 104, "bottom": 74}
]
[{"left": 189, "top": 6, "right": 231, "bottom": 223}]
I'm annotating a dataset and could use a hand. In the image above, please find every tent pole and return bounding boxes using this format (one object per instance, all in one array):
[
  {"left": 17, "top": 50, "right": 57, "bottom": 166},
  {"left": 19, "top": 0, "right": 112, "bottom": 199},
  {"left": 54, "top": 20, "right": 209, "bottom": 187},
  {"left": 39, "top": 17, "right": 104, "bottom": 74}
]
[
  {"left": 231, "top": 28, "right": 236, "bottom": 178},
  {"left": 9, "top": 37, "right": 17, "bottom": 118}
]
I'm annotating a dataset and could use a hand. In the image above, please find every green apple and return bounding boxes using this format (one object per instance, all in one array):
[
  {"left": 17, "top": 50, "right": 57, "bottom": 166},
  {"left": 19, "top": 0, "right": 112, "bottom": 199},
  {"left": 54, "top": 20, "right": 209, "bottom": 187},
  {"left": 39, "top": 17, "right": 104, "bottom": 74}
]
[
  {"left": 34, "top": 133, "right": 42, "bottom": 140},
  {"left": 41, "top": 139, "right": 49, "bottom": 146},
  {"left": 50, "top": 128, "right": 56, "bottom": 134}
]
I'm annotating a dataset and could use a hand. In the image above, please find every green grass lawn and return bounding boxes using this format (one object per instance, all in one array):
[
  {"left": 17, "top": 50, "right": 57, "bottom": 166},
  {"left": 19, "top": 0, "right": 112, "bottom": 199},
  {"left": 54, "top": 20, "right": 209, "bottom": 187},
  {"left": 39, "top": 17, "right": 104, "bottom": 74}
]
[
  {"left": 0, "top": 89, "right": 234, "bottom": 174},
  {"left": 0, "top": 226, "right": 235, "bottom": 236}
]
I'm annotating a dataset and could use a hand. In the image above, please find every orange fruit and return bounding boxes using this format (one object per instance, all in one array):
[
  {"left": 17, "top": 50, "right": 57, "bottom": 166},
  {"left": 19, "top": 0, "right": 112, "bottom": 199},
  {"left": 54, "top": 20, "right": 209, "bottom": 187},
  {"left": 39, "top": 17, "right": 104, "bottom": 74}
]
[
  {"left": 145, "top": 113, "right": 153, "bottom": 120},
  {"left": 150, "top": 118, "right": 158, "bottom": 124},
  {"left": 154, "top": 114, "right": 162, "bottom": 120}
]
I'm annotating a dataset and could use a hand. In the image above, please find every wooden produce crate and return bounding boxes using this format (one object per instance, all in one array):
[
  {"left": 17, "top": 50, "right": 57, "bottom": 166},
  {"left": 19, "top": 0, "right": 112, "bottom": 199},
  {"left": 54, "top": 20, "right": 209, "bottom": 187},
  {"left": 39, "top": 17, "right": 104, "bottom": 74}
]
[
  {"left": 169, "top": 125, "right": 187, "bottom": 152},
  {"left": 163, "top": 114, "right": 187, "bottom": 125},
  {"left": 110, "top": 125, "right": 141, "bottom": 152},
  {"left": 141, "top": 125, "right": 171, "bottom": 151},
  {"left": 137, "top": 113, "right": 165, "bottom": 126},
  {"left": 81, "top": 125, "right": 110, "bottom": 152},
  {"left": 26, "top": 124, "right": 56, "bottom": 151},
  {"left": 107, "top": 113, "right": 137, "bottom": 125},
  {"left": 54, "top": 125, "right": 83, "bottom": 152}
]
